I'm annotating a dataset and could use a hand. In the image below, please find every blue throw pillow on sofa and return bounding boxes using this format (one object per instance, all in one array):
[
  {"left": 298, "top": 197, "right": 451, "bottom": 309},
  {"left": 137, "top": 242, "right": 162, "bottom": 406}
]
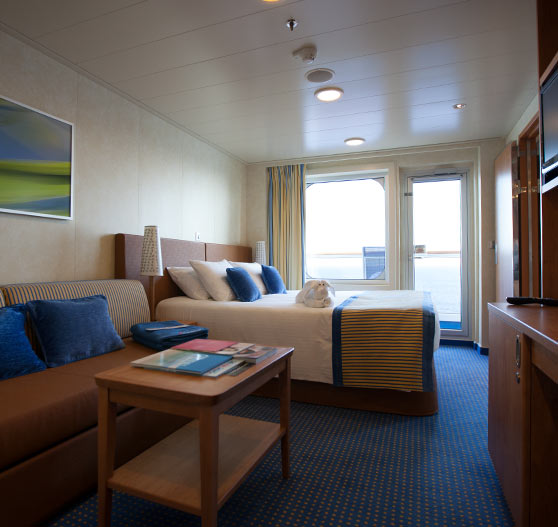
[
  {"left": 226, "top": 267, "right": 262, "bottom": 302},
  {"left": 26, "top": 295, "right": 125, "bottom": 367},
  {"left": 261, "top": 265, "right": 287, "bottom": 294},
  {"left": 0, "top": 304, "right": 46, "bottom": 380}
]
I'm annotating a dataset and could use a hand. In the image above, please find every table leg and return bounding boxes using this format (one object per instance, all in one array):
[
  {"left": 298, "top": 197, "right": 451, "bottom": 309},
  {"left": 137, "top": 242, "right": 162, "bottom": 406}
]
[
  {"left": 279, "top": 356, "right": 291, "bottom": 479},
  {"left": 98, "top": 387, "right": 117, "bottom": 527},
  {"left": 199, "top": 410, "right": 219, "bottom": 527}
]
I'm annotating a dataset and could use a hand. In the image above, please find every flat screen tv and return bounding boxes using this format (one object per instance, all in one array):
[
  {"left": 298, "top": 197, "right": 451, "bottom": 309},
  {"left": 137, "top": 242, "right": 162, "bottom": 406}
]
[{"left": 541, "top": 66, "right": 558, "bottom": 185}]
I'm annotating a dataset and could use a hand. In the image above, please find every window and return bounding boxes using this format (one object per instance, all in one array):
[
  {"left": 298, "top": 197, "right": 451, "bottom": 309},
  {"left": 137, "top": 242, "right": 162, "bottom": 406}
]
[{"left": 305, "top": 171, "right": 388, "bottom": 282}]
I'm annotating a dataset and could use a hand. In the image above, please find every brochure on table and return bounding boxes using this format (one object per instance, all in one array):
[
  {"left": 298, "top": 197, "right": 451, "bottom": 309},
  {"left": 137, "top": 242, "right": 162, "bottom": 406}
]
[{"left": 131, "top": 339, "right": 289, "bottom": 377}]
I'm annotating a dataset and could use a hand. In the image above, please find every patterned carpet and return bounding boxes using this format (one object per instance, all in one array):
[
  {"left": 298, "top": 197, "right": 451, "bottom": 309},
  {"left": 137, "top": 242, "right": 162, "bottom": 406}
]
[{"left": 47, "top": 345, "right": 513, "bottom": 526}]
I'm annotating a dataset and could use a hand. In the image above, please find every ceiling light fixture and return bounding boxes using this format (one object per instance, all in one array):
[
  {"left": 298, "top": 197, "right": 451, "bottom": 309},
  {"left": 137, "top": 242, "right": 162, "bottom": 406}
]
[
  {"left": 305, "top": 68, "right": 334, "bottom": 83},
  {"left": 315, "top": 86, "right": 344, "bottom": 102},
  {"left": 344, "top": 137, "right": 365, "bottom": 146},
  {"left": 453, "top": 103, "right": 466, "bottom": 109}
]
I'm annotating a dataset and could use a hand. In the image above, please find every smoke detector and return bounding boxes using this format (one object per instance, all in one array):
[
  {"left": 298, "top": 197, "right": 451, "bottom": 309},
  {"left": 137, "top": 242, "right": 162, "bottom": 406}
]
[{"left": 292, "top": 45, "right": 317, "bottom": 64}]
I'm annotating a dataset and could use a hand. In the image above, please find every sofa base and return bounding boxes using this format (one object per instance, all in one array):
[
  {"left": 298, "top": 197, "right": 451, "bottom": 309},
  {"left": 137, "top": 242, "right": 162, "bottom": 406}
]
[{"left": 0, "top": 407, "right": 187, "bottom": 526}]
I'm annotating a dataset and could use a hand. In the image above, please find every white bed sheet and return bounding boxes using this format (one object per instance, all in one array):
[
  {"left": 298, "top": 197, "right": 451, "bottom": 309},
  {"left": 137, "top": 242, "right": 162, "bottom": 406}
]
[
  {"left": 156, "top": 291, "right": 356, "bottom": 384},
  {"left": 156, "top": 291, "right": 440, "bottom": 385}
]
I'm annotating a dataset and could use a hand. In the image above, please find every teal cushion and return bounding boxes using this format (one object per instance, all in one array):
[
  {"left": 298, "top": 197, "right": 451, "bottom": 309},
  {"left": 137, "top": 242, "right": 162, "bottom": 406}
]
[
  {"left": 226, "top": 268, "right": 262, "bottom": 302},
  {"left": 0, "top": 304, "right": 46, "bottom": 380},
  {"left": 261, "top": 265, "right": 287, "bottom": 294},
  {"left": 26, "top": 295, "right": 125, "bottom": 367}
]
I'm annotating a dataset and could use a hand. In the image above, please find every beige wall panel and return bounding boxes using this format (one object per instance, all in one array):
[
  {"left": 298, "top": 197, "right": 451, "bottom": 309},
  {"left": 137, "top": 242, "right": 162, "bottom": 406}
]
[
  {"left": 180, "top": 136, "right": 246, "bottom": 245},
  {"left": 21, "top": 45, "right": 78, "bottom": 125},
  {"left": 138, "top": 112, "right": 183, "bottom": 239},
  {"left": 213, "top": 155, "right": 245, "bottom": 245},
  {"left": 0, "top": 32, "right": 78, "bottom": 284},
  {"left": 182, "top": 138, "right": 216, "bottom": 243},
  {"left": 0, "top": 214, "right": 76, "bottom": 284},
  {"left": 73, "top": 77, "right": 141, "bottom": 279},
  {"left": 0, "top": 31, "right": 30, "bottom": 103},
  {"left": 246, "top": 165, "right": 267, "bottom": 244}
]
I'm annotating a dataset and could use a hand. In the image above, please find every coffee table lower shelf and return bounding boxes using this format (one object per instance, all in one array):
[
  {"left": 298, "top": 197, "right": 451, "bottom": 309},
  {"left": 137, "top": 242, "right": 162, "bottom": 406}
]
[{"left": 107, "top": 414, "right": 282, "bottom": 515}]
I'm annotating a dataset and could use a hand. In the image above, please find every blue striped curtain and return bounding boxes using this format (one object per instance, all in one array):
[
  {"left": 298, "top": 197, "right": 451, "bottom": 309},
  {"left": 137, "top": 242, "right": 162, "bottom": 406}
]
[{"left": 267, "top": 164, "right": 306, "bottom": 290}]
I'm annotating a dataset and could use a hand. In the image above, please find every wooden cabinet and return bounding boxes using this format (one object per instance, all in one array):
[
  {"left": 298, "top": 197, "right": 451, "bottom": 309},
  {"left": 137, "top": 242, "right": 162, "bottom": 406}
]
[
  {"left": 488, "top": 303, "right": 558, "bottom": 527},
  {"left": 488, "top": 311, "right": 530, "bottom": 525}
]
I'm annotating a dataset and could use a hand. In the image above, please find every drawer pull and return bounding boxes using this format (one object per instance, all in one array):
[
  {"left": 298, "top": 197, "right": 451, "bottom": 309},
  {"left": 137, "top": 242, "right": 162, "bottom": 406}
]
[{"left": 515, "top": 335, "right": 521, "bottom": 368}]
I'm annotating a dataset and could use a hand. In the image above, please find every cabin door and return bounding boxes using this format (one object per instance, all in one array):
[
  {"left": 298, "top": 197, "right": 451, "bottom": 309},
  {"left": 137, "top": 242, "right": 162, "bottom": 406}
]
[{"left": 401, "top": 171, "right": 470, "bottom": 337}]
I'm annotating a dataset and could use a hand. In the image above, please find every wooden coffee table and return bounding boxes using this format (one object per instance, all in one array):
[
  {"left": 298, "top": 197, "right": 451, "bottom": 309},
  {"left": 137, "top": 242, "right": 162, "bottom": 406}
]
[{"left": 95, "top": 346, "right": 293, "bottom": 527}]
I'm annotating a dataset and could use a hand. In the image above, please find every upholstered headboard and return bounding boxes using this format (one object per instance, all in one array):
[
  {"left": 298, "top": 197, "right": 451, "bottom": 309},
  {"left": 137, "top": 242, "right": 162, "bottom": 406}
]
[{"left": 115, "top": 233, "right": 252, "bottom": 307}]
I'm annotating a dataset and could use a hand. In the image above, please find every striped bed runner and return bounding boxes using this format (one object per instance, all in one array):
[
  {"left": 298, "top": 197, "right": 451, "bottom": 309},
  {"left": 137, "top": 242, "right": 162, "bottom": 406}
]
[{"left": 332, "top": 291, "right": 436, "bottom": 392}]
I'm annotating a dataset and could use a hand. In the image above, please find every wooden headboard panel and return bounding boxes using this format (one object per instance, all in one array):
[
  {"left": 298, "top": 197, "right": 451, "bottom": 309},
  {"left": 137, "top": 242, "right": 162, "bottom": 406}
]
[
  {"left": 206, "top": 242, "right": 252, "bottom": 263},
  {"left": 115, "top": 233, "right": 252, "bottom": 307}
]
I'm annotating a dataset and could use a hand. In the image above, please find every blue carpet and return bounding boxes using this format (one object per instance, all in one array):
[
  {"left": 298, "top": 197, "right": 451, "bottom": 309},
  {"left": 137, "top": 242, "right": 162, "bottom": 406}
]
[{"left": 47, "top": 346, "right": 512, "bottom": 526}]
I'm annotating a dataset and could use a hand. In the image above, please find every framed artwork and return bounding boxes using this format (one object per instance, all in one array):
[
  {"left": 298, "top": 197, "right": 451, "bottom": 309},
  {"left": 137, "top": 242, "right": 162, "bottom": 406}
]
[{"left": 0, "top": 95, "right": 74, "bottom": 220}]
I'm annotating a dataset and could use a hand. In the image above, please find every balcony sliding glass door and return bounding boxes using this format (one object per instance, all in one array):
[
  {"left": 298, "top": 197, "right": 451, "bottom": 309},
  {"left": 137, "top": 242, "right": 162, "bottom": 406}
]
[{"left": 401, "top": 172, "right": 470, "bottom": 337}]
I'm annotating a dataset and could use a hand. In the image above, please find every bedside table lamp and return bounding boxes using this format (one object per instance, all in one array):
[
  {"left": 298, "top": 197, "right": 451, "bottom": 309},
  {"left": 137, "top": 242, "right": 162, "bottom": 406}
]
[
  {"left": 140, "top": 225, "right": 163, "bottom": 321},
  {"left": 255, "top": 241, "right": 266, "bottom": 265}
]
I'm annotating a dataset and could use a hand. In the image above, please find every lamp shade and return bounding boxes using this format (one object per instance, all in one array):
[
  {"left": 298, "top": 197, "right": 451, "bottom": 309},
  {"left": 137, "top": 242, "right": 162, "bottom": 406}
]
[
  {"left": 140, "top": 225, "right": 163, "bottom": 276},
  {"left": 255, "top": 241, "right": 266, "bottom": 265}
]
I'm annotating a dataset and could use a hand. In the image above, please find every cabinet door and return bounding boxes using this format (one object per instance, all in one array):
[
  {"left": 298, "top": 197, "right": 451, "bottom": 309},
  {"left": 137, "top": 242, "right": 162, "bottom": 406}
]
[{"left": 488, "top": 313, "right": 530, "bottom": 526}]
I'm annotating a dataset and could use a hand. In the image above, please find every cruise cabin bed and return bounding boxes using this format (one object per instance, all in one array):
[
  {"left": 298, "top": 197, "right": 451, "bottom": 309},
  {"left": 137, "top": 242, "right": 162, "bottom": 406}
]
[{"left": 115, "top": 233, "right": 439, "bottom": 415}]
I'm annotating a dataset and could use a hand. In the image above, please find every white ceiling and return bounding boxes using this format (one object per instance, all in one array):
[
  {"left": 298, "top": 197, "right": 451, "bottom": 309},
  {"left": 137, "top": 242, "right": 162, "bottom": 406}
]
[{"left": 0, "top": 0, "right": 539, "bottom": 164}]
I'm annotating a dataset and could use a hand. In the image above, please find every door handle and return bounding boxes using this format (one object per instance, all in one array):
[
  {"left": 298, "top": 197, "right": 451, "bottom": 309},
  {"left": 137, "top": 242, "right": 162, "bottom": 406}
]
[{"left": 515, "top": 335, "right": 521, "bottom": 368}]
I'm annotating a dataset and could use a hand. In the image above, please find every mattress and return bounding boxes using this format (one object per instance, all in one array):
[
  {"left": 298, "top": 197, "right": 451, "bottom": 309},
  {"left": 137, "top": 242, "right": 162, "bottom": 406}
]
[{"left": 156, "top": 291, "right": 440, "bottom": 385}]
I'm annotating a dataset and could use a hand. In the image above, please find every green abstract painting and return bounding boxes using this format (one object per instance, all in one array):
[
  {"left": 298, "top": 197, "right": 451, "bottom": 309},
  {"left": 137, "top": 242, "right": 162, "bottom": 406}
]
[{"left": 0, "top": 96, "right": 73, "bottom": 219}]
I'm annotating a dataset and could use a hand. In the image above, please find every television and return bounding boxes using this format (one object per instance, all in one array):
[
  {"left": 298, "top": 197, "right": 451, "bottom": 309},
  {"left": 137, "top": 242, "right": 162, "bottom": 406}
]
[{"left": 541, "top": 66, "right": 558, "bottom": 186}]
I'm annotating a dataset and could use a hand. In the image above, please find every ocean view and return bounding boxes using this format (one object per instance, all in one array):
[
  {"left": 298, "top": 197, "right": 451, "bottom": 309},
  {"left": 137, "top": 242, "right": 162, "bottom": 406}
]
[{"left": 307, "top": 254, "right": 461, "bottom": 323}]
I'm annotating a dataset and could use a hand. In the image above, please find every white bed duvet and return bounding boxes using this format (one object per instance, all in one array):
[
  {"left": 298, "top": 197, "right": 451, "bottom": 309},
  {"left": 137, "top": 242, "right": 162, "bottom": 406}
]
[{"left": 156, "top": 291, "right": 440, "bottom": 385}]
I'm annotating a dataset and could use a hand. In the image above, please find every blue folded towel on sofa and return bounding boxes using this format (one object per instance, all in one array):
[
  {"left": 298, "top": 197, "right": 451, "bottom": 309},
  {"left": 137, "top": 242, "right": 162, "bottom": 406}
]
[{"left": 131, "top": 320, "right": 209, "bottom": 351}]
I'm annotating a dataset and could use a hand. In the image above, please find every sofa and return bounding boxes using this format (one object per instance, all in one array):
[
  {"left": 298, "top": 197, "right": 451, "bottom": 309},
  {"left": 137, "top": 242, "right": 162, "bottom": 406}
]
[{"left": 0, "top": 279, "right": 188, "bottom": 526}]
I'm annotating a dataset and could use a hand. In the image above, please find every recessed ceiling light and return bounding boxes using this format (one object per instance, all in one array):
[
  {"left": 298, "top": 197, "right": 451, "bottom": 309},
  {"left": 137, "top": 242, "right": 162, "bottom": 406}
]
[
  {"left": 305, "top": 68, "right": 335, "bottom": 83},
  {"left": 315, "top": 87, "right": 344, "bottom": 102},
  {"left": 344, "top": 137, "right": 365, "bottom": 146},
  {"left": 453, "top": 103, "right": 466, "bottom": 109}
]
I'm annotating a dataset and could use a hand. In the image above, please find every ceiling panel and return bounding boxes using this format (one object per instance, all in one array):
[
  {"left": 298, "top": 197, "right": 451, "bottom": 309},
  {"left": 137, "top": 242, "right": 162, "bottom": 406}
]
[
  {"left": 0, "top": 0, "right": 538, "bottom": 163},
  {"left": 163, "top": 47, "right": 535, "bottom": 130},
  {"left": 0, "top": 0, "right": 144, "bottom": 38}
]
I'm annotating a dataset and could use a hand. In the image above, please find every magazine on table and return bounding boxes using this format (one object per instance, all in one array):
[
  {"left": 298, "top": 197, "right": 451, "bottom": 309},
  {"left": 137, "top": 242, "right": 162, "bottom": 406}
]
[
  {"left": 131, "top": 348, "right": 231, "bottom": 375},
  {"left": 173, "top": 339, "right": 288, "bottom": 363}
]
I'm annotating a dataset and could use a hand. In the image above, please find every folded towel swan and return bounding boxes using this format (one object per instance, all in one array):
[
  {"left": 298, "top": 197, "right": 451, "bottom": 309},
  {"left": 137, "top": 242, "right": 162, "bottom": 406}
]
[{"left": 296, "top": 280, "right": 335, "bottom": 308}]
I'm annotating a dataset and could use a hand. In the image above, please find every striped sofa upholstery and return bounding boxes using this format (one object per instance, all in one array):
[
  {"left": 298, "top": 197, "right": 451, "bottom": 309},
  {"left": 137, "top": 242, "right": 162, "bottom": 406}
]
[
  {"left": 0, "top": 289, "right": 5, "bottom": 308},
  {"left": 0, "top": 280, "right": 149, "bottom": 340}
]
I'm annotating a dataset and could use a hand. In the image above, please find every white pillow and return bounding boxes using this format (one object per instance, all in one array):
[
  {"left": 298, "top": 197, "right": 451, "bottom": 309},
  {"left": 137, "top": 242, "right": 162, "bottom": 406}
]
[
  {"left": 167, "top": 267, "right": 210, "bottom": 300},
  {"left": 231, "top": 261, "right": 267, "bottom": 295},
  {"left": 189, "top": 259, "right": 236, "bottom": 301}
]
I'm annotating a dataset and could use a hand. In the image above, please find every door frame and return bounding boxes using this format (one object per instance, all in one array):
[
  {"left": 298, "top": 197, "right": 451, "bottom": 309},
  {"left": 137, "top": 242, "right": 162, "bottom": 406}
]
[{"left": 400, "top": 169, "right": 471, "bottom": 338}]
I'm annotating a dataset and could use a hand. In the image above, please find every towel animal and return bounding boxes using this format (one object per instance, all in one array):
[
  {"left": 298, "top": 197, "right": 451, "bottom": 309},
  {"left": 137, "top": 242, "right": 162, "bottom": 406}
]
[{"left": 296, "top": 280, "right": 335, "bottom": 308}]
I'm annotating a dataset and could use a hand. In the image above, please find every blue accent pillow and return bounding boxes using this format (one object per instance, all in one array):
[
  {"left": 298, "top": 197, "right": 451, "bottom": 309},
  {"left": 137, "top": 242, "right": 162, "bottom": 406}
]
[
  {"left": 261, "top": 265, "right": 287, "bottom": 294},
  {"left": 26, "top": 295, "right": 125, "bottom": 367},
  {"left": 226, "top": 267, "right": 262, "bottom": 302},
  {"left": 0, "top": 304, "right": 46, "bottom": 380}
]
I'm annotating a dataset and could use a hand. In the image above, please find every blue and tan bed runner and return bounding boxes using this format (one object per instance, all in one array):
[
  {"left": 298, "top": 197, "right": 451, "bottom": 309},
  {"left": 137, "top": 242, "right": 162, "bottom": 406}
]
[{"left": 332, "top": 291, "right": 436, "bottom": 392}]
